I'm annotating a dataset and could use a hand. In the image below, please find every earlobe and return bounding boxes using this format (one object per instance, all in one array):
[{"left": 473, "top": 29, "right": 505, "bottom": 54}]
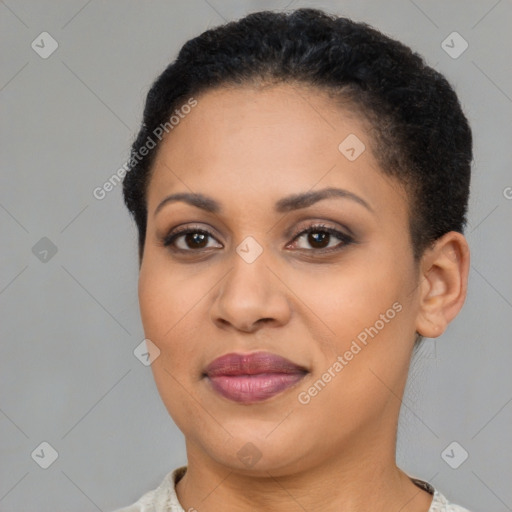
[{"left": 415, "top": 232, "right": 470, "bottom": 338}]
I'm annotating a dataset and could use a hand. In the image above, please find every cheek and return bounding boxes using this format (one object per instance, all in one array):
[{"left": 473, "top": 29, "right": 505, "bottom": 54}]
[
  {"left": 294, "top": 249, "right": 418, "bottom": 405},
  {"left": 138, "top": 261, "right": 202, "bottom": 388},
  {"left": 297, "top": 256, "right": 409, "bottom": 342},
  {"left": 138, "top": 262, "right": 207, "bottom": 429},
  {"left": 293, "top": 276, "right": 414, "bottom": 441},
  {"left": 138, "top": 257, "right": 198, "bottom": 339}
]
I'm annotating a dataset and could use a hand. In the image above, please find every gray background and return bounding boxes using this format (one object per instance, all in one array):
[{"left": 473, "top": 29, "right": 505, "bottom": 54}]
[{"left": 1, "top": 0, "right": 511, "bottom": 510}]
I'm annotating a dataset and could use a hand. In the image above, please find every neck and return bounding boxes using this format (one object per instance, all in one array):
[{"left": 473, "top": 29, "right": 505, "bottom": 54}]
[{"left": 175, "top": 423, "right": 433, "bottom": 512}]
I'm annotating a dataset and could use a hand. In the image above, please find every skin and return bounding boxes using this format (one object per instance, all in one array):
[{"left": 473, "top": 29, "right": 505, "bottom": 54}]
[{"left": 137, "top": 83, "right": 470, "bottom": 511}]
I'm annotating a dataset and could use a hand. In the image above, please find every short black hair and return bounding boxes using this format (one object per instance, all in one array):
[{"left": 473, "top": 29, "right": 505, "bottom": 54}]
[{"left": 123, "top": 7, "right": 472, "bottom": 263}]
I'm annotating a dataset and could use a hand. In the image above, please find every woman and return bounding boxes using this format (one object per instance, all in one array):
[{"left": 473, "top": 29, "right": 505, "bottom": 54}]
[{"left": 116, "top": 8, "right": 473, "bottom": 511}]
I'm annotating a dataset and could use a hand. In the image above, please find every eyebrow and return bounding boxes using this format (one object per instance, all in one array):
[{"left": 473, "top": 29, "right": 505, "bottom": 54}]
[{"left": 153, "top": 187, "right": 373, "bottom": 217}]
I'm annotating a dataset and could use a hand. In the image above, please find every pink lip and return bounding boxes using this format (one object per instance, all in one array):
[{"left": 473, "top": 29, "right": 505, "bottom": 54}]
[{"left": 204, "top": 352, "right": 308, "bottom": 403}]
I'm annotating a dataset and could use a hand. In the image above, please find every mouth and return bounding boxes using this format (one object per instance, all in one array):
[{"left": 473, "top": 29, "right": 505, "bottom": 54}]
[{"left": 203, "top": 351, "right": 309, "bottom": 404}]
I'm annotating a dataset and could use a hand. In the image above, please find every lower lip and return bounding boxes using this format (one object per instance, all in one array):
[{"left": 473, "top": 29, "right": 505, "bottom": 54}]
[{"left": 206, "top": 373, "right": 306, "bottom": 403}]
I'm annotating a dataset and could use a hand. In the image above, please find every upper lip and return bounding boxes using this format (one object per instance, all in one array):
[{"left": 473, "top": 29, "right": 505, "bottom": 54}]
[{"left": 204, "top": 352, "right": 308, "bottom": 377}]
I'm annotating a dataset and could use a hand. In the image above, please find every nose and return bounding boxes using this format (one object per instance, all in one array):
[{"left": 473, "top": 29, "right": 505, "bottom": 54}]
[{"left": 211, "top": 254, "right": 292, "bottom": 333}]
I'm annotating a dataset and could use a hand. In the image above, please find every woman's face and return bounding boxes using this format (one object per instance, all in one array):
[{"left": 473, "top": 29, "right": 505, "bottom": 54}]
[{"left": 138, "top": 84, "right": 422, "bottom": 475}]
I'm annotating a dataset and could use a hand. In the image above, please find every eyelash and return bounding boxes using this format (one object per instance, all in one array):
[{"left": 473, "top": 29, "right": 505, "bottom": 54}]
[{"left": 162, "top": 223, "right": 354, "bottom": 255}]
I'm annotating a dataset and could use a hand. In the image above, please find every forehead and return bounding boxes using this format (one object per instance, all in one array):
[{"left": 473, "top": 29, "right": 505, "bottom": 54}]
[{"left": 146, "top": 84, "right": 408, "bottom": 221}]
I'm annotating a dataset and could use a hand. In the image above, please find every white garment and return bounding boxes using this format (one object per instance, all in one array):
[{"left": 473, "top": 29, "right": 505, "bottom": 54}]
[{"left": 112, "top": 466, "right": 472, "bottom": 512}]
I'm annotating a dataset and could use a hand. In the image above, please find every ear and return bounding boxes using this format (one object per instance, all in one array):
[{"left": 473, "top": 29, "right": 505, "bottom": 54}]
[{"left": 415, "top": 231, "right": 470, "bottom": 338}]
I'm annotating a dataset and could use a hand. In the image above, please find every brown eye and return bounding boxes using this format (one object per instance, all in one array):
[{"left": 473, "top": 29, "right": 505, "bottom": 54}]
[
  {"left": 163, "top": 228, "right": 222, "bottom": 251},
  {"left": 289, "top": 225, "right": 354, "bottom": 252},
  {"left": 163, "top": 224, "right": 354, "bottom": 255},
  {"left": 306, "top": 231, "right": 330, "bottom": 249},
  {"left": 182, "top": 232, "right": 208, "bottom": 249}
]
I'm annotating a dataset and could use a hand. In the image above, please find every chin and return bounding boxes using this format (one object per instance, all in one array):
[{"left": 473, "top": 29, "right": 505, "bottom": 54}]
[{"left": 192, "top": 424, "right": 317, "bottom": 477}]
